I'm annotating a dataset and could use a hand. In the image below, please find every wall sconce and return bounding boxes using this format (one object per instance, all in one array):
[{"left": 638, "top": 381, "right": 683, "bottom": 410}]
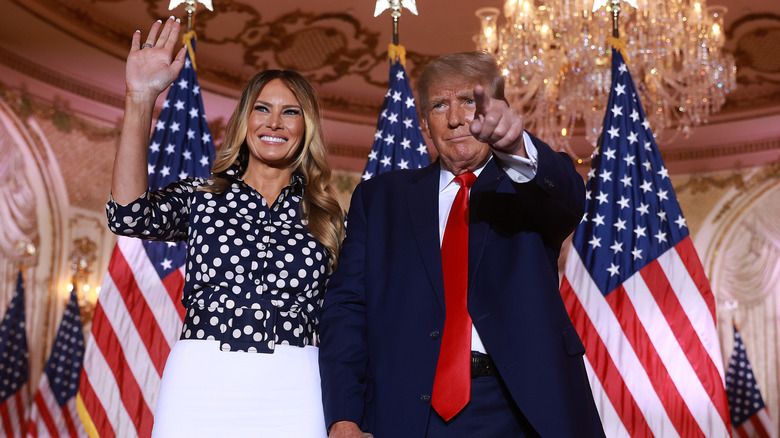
[{"left": 68, "top": 237, "right": 98, "bottom": 325}]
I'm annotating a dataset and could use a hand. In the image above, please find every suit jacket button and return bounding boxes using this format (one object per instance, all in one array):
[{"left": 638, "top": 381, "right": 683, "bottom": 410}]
[
  {"left": 429, "top": 330, "right": 440, "bottom": 339},
  {"left": 543, "top": 177, "right": 554, "bottom": 189},
  {"left": 421, "top": 393, "right": 431, "bottom": 403}
]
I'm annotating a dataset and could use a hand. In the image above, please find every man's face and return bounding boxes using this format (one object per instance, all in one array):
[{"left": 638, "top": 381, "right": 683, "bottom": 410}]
[{"left": 421, "top": 76, "right": 491, "bottom": 174}]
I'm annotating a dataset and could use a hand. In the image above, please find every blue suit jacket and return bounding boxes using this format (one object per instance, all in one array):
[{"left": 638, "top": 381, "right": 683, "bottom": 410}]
[{"left": 320, "top": 135, "right": 605, "bottom": 437}]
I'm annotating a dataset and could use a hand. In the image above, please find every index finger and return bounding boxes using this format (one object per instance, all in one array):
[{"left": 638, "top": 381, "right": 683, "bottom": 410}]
[{"left": 473, "top": 85, "right": 491, "bottom": 118}]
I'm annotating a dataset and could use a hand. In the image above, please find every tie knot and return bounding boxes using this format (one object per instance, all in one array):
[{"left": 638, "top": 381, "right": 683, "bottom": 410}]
[{"left": 454, "top": 172, "right": 477, "bottom": 189}]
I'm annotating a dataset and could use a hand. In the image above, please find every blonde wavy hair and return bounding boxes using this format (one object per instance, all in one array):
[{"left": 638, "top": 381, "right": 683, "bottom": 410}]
[{"left": 202, "top": 70, "right": 345, "bottom": 270}]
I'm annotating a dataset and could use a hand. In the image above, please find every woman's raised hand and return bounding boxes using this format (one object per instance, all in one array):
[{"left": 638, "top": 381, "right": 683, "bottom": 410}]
[{"left": 126, "top": 17, "right": 187, "bottom": 102}]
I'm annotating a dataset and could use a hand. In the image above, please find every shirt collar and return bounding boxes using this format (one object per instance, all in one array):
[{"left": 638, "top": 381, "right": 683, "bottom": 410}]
[
  {"left": 439, "top": 155, "right": 492, "bottom": 193},
  {"left": 223, "top": 149, "right": 306, "bottom": 192}
]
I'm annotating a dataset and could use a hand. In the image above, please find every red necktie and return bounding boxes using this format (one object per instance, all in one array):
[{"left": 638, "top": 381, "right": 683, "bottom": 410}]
[{"left": 431, "top": 171, "right": 477, "bottom": 421}]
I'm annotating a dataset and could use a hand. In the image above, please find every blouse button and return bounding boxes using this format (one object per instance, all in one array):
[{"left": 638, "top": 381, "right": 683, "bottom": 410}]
[{"left": 254, "top": 279, "right": 261, "bottom": 285}]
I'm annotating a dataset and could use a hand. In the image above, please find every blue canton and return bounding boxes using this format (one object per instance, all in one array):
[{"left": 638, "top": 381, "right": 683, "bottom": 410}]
[
  {"left": 573, "top": 50, "right": 688, "bottom": 296},
  {"left": 725, "top": 325, "right": 768, "bottom": 427},
  {"left": 0, "top": 272, "right": 28, "bottom": 402},
  {"left": 143, "top": 39, "right": 215, "bottom": 281},
  {"left": 43, "top": 290, "right": 85, "bottom": 406},
  {"left": 362, "top": 59, "right": 430, "bottom": 181}
]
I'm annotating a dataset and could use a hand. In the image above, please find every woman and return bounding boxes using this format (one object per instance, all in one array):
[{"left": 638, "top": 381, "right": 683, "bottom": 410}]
[{"left": 108, "top": 17, "right": 345, "bottom": 436}]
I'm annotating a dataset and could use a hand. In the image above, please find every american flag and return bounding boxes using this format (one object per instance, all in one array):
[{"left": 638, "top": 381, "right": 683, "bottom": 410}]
[
  {"left": 726, "top": 324, "right": 777, "bottom": 438},
  {"left": 361, "top": 45, "right": 430, "bottom": 181},
  {"left": 559, "top": 49, "right": 732, "bottom": 437},
  {"left": 27, "top": 289, "right": 86, "bottom": 437},
  {"left": 77, "top": 32, "right": 214, "bottom": 438},
  {"left": 0, "top": 272, "right": 29, "bottom": 437}
]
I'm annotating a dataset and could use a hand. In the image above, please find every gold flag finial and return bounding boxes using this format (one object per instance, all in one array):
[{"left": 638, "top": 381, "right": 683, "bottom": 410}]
[
  {"left": 169, "top": 0, "right": 214, "bottom": 31},
  {"left": 374, "top": 0, "right": 418, "bottom": 46}
]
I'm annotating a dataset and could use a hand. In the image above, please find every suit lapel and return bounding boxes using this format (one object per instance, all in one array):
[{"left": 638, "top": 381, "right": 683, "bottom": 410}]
[
  {"left": 406, "top": 162, "right": 446, "bottom": 311},
  {"left": 468, "top": 157, "right": 505, "bottom": 291}
]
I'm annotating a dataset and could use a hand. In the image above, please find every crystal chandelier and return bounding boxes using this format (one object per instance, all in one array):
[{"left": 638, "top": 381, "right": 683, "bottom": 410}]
[{"left": 474, "top": 0, "right": 736, "bottom": 155}]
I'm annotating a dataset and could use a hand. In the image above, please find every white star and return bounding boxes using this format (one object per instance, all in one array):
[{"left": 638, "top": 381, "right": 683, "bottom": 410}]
[
  {"left": 148, "top": 164, "right": 155, "bottom": 174},
  {"left": 166, "top": 144, "right": 176, "bottom": 154},
  {"left": 610, "top": 240, "right": 623, "bottom": 253},
  {"left": 658, "top": 166, "right": 669, "bottom": 179},
  {"left": 380, "top": 155, "right": 392, "bottom": 167},
  {"left": 657, "top": 189, "right": 669, "bottom": 201},
  {"left": 615, "top": 83, "right": 626, "bottom": 96},
  {"left": 607, "top": 126, "right": 620, "bottom": 139},
  {"left": 585, "top": 189, "right": 591, "bottom": 201},
  {"left": 193, "top": 85, "right": 200, "bottom": 95},
  {"left": 169, "top": 122, "right": 180, "bottom": 133},
  {"left": 592, "top": 213, "right": 606, "bottom": 227},
  {"left": 380, "top": 109, "right": 387, "bottom": 119},
  {"left": 401, "top": 138, "right": 411, "bottom": 149},
  {"left": 374, "top": 129, "right": 383, "bottom": 140},
  {"left": 392, "top": 91, "right": 402, "bottom": 102},
  {"left": 405, "top": 97, "right": 415, "bottom": 109},
  {"left": 398, "top": 159, "right": 409, "bottom": 169},
  {"left": 614, "top": 217, "right": 627, "bottom": 231},
  {"left": 643, "top": 160, "right": 652, "bottom": 171},
  {"left": 596, "top": 191, "right": 609, "bottom": 204},
  {"left": 640, "top": 180, "right": 653, "bottom": 193},
  {"left": 387, "top": 112, "right": 399, "bottom": 124},
  {"left": 396, "top": 70, "right": 405, "bottom": 80},
  {"left": 156, "top": 120, "right": 166, "bottom": 131},
  {"left": 599, "top": 170, "right": 612, "bottom": 182},
  {"left": 184, "top": 58, "right": 191, "bottom": 69},
  {"left": 627, "top": 131, "right": 639, "bottom": 144},
  {"left": 631, "top": 248, "right": 643, "bottom": 260},
  {"left": 636, "top": 202, "right": 650, "bottom": 215},
  {"left": 642, "top": 119, "right": 651, "bottom": 130},
  {"left": 177, "top": 79, "right": 188, "bottom": 89},
  {"left": 160, "top": 166, "right": 171, "bottom": 177},
  {"left": 607, "top": 263, "right": 620, "bottom": 277},
  {"left": 644, "top": 141, "right": 652, "bottom": 151},
  {"left": 199, "top": 156, "right": 209, "bottom": 166},
  {"left": 617, "top": 195, "right": 630, "bottom": 209},
  {"left": 417, "top": 143, "right": 428, "bottom": 155},
  {"left": 654, "top": 230, "right": 668, "bottom": 243},
  {"left": 581, "top": 212, "right": 588, "bottom": 223},
  {"left": 384, "top": 134, "right": 395, "bottom": 145},
  {"left": 623, "top": 154, "right": 636, "bottom": 166},
  {"left": 160, "top": 259, "right": 173, "bottom": 270},
  {"left": 368, "top": 150, "right": 378, "bottom": 161},
  {"left": 174, "top": 100, "right": 185, "bottom": 111},
  {"left": 587, "top": 168, "right": 596, "bottom": 180},
  {"left": 630, "top": 109, "right": 639, "bottom": 122},
  {"left": 186, "top": 129, "right": 195, "bottom": 139},
  {"left": 202, "top": 132, "right": 211, "bottom": 143},
  {"left": 178, "top": 171, "right": 188, "bottom": 179},
  {"left": 604, "top": 148, "right": 616, "bottom": 160},
  {"left": 588, "top": 236, "right": 602, "bottom": 249},
  {"left": 611, "top": 105, "right": 623, "bottom": 118},
  {"left": 150, "top": 141, "right": 161, "bottom": 153},
  {"left": 657, "top": 210, "right": 667, "bottom": 222},
  {"left": 182, "top": 150, "right": 192, "bottom": 160},
  {"left": 362, "top": 171, "right": 373, "bottom": 181},
  {"left": 618, "top": 63, "right": 628, "bottom": 74},
  {"left": 620, "top": 175, "right": 632, "bottom": 188},
  {"left": 634, "top": 225, "right": 647, "bottom": 238},
  {"left": 675, "top": 215, "right": 687, "bottom": 229},
  {"left": 189, "top": 108, "right": 199, "bottom": 119},
  {"left": 403, "top": 118, "right": 414, "bottom": 128},
  {"left": 162, "top": 99, "right": 170, "bottom": 109}
]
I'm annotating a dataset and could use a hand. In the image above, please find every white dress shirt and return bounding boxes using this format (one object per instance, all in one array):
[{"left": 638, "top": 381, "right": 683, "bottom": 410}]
[{"left": 437, "top": 131, "right": 539, "bottom": 353}]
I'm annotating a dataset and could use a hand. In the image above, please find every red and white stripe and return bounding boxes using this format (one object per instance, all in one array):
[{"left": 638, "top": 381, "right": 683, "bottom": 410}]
[
  {"left": 0, "top": 384, "right": 29, "bottom": 438},
  {"left": 734, "top": 407, "right": 776, "bottom": 438},
  {"left": 78, "top": 237, "right": 184, "bottom": 437},
  {"left": 561, "top": 237, "right": 732, "bottom": 438},
  {"left": 27, "top": 373, "right": 85, "bottom": 437}
]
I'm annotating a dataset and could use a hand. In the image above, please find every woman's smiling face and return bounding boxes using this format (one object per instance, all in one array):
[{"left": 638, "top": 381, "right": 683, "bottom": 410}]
[{"left": 245, "top": 78, "right": 305, "bottom": 169}]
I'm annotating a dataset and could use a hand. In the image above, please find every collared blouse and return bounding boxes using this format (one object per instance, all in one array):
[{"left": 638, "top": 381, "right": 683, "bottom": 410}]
[{"left": 106, "top": 161, "right": 329, "bottom": 353}]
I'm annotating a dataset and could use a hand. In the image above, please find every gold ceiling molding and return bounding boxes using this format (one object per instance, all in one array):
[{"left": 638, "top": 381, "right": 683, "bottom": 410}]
[{"left": 661, "top": 137, "right": 780, "bottom": 163}]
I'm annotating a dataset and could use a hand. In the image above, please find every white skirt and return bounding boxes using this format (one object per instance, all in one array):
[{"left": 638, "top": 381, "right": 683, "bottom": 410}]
[{"left": 152, "top": 340, "right": 327, "bottom": 437}]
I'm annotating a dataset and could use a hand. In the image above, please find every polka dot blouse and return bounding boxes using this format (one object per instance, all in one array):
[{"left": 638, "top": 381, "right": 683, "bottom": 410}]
[{"left": 106, "top": 162, "right": 330, "bottom": 353}]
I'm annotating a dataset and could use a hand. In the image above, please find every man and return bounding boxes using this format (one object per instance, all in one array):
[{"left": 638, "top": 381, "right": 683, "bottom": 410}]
[{"left": 320, "top": 51, "right": 605, "bottom": 437}]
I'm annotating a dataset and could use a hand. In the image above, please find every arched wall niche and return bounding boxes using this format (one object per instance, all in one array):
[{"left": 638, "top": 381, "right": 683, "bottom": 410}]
[
  {"left": 0, "top": 97, "right": 70, "bottom": 395},
  {"left": 697, "top": 173, "right": 780, "bottom": 431}
]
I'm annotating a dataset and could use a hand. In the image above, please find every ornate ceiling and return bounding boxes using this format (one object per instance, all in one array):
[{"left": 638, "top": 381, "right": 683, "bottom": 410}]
[{"left": 1, "top": 0, "right": 780, "bottom": 174}]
